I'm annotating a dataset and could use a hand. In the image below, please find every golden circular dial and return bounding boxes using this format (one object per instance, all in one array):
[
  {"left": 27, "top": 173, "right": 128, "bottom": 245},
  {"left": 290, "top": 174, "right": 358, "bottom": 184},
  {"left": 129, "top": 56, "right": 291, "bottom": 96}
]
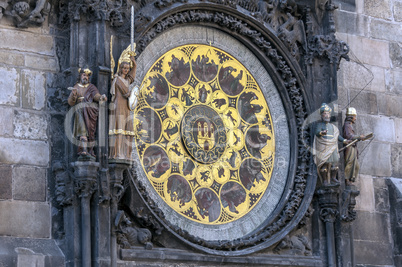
[{"left": 134, "top": 44, "right": 275, "bottom": 225}]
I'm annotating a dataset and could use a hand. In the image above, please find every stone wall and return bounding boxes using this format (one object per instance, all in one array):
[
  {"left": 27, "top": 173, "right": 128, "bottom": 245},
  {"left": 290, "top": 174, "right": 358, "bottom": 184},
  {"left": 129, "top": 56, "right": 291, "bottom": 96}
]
[
  {"left": 335, "top": 0, "right": 402, "bottom": 265},
  {"left": 0, "top": 17, "right": 64, "bottom": 266}
]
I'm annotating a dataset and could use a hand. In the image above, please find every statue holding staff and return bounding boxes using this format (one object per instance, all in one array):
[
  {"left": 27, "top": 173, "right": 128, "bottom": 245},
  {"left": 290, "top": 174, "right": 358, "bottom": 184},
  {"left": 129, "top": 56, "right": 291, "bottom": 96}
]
[{"left": 341, "top": 107, "right": 373, "bottom": 186}]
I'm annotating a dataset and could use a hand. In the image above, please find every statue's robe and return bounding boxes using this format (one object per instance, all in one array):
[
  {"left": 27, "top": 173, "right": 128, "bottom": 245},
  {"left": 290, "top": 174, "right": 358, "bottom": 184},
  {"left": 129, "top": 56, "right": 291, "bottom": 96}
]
[
  {"left": 313, "top": 122, "right": 345, "bottom": 181},
  {"left": 68, "top": 83, "right": 101, "bottom": 143},
  {"left": 343, "top": 119, "right": 360, "bottom": 182},
  {"left": 108, "top": 73, "right": 135, "bottom": 160}
]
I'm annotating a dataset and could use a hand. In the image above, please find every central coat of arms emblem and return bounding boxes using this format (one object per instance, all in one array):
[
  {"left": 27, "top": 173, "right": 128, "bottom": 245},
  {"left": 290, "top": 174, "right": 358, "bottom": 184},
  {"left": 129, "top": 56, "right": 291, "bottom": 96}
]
[{"left": 181, "top": 105, "right": 226, "bottom": 163}]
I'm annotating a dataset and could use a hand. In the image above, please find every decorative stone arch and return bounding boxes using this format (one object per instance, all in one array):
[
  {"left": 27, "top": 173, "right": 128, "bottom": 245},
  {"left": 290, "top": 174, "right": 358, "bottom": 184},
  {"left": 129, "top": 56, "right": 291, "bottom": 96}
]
[{"left": 126, "top": 4, "right": 316, "bottom": 256}]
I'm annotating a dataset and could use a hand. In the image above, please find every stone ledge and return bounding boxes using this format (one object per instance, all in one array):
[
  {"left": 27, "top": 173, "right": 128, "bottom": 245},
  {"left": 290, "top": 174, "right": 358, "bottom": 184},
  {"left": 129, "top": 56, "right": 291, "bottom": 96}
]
[
  {"left": 0, "top": 29, "right": 54, "bottom": 56},
  {"left": 336, "top": 34, "right": 390, "bottom": 68},
  {"left": 0, "top": 137, "right": 49, "bottom": 166},
  {"left": 0, "top": 236, "right": 64, "bottom": 267},
  {"left": 120, "top": 248, "right": 323, "bottom": 266},
  {"left": 0, "top": 201, "right": 51, "bottom": 238}
]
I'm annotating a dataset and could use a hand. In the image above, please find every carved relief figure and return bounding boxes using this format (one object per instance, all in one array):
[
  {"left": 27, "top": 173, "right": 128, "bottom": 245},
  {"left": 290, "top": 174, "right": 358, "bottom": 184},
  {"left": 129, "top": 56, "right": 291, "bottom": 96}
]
[
  {"left": 195, "top": 188, "right": 221, "bottom": 222},
  {"left": 192, "top": 54, "right": 218, "bottom": 82},
  {"left": 220, "top": 182, "right": 246, "bottom": 214},
  {"left": 4, "top": 0, "right": 49, "bottom": 27},
  {"left": 313, "top": 103, "right": 349, "bottom": 185},
  {"left": 165, "top": 54, "right": 190, "bottom": 86},
  {"left": 238, "top": 91, "right": 263, "bottom": 124},
  {"left": 115, "top": 210, "right": 153, "bottom": 250},
  {"left": 68, "top": 68, "right": 107, "bottom": 159},
  {"left": 108, "top": 55, "right": 137, "bottom": 161}
]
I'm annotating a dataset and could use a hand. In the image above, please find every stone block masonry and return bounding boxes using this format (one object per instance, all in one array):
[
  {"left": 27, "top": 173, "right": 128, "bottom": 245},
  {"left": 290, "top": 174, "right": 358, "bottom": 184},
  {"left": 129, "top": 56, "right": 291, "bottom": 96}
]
[
  {"left": 0, "top": 21, "right": 61, "bottom": 266},
  {"left": 336, "top": 1, "right": 402, "bottom": 265}
]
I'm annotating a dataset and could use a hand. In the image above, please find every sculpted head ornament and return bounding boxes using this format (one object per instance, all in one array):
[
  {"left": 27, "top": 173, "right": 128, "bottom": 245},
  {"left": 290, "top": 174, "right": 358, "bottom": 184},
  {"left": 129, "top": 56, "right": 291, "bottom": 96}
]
[
  {"left": 319, "top": 103, "right": 332, "bottom": 114},
  {"left": 346, "top": 107, "right": 357, "bottom": 116},
  {"left": 78, "top": 68, "right": 93, "bottom": 76},
  {"left": 116, "top": 44, "right": 137, "bottom": 75}
]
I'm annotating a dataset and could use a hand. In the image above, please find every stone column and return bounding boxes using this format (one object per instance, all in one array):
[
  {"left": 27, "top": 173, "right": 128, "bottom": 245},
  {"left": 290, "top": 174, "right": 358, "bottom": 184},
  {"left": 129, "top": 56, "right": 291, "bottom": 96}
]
[
  {"left": 108, "top": 162, "right": 130, "bottom": 267},
  {"left": 316, "top": 184, "right": 340, "bottom": 267},
  {"left": 71, "top": 161, "right": 100, "bottom": 267},
  {"left": 336, "top": 185, "right": 360, "bottom": 266}
]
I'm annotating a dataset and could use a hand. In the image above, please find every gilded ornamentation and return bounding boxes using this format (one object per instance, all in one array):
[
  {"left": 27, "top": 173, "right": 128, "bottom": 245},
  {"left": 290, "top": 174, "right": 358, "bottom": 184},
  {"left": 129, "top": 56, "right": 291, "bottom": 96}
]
[
  {"left": 132, "top": 9, "right": 310, "bottom": 251},
  {"left": 134, "top": 44, "right": 275, "bottom": 225}
]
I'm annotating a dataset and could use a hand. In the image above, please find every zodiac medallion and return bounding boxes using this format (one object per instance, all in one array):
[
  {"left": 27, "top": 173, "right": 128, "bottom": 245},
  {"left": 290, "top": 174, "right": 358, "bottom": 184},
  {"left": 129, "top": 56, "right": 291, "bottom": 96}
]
[{"left": 134, "top": 44, "right": 275, "bottom": 225}]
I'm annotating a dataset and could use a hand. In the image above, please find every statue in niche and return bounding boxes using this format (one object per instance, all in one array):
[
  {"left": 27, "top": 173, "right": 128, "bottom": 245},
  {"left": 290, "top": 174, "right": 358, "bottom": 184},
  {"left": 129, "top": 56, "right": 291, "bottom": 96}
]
[
  {"left": 108, "top": 49, "right": 137, "bottom": 161},
  {"left": 68, "top": 68, "right": 107, "bottom": 160},
  {"left": 342, "top": 107, "right": 372, "bottom": 186},
  {"left": 313, "top": 103, "right": 350, "bottom": 185},
  {"left": 115, "top": 210, "right": 153, "bottom": 250}
]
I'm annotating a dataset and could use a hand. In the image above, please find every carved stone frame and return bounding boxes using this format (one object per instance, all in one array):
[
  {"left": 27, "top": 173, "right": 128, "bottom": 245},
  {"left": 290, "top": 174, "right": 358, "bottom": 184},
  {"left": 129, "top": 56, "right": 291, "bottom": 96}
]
[{"left": 128, "top": 5, "right": 315, "bottom": 256}]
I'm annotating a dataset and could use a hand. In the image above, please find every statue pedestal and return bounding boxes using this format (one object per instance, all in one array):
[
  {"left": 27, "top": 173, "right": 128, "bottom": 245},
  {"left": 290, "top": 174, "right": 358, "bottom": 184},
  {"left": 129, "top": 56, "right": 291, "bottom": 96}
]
[
  {"left": 316, "top": 184, "right": 340, "bottom": 267},
  {"left": 71, "top": 161, "right": 100, "bottom": 267},
  {"left": 108, "top": 161, "right": 131, "bottom": 267}
]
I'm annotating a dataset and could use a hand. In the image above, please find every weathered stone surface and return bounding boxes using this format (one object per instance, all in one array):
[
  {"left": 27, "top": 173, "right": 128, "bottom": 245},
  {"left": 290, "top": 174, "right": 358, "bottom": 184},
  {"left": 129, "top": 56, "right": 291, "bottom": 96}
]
[
  {"left": 47, "top": 86, "right": 70, "bottom": 113},
  {"left": 13, "top": 110, "right": 48, "bottom": 140},
  {"left": 49, "top": 114, "right": 66, "bottom": 160},
  {"left": 355, "top": 115, "right": 395, "bottom": 143},
  {"left": 365, "top": 65, "right": 386, "bottom": 93},
  {"left": 338, "top": 90, "right": 377, "bottom": 115},
  {"left": 0, "top": 51, "right": 24, "bottom": 66},
  {"left": 0, "top": 201, "right": 50, "bottom": 238},
  {"left": 0, "top": 67, "right": 19, "bottom": 106},
  {"left": 370, "top": 19, "right": 402, "bottom": 43},
  {"left": 395, "top": 118, "right": 402, "bottom": 144},
  {"left": 354, "top": 240, "right": 394, "bottom": 265},
  {"left": 120, "top": 247, "right": 322, "bottom": 266},
  {"left": 355, "top": 0, "right": 364, "bottom": 14},
  {"left": 0, "top": 138, "right": 49, "bottom": 167},
  {"left": 0, "top": 29, "right": 54, "bottom": 56},
  {"left": 354, "top": 210, "right": 392, "bottom": 242},
  {"left": 0, "top": 165, "right": 12, "bottom": 200},
  {"left": 386, "top": 69, "right": 402, "bottom": 95},
  {"left": 335, "top": 34, "right": 390, "bottom": 68},
  {"left": 355, "top": 174, "right": 374, "bottom": 212},
  {"left": 0, "top": 236, "right": 64, "bottom": 267},
  {"left": 0, "top": 107, "right": 14, "bottom": 137},
  {"left": 338, "top": 60, "right": 382, "bottom": 92},
  {"left": 360, "top": 142, "right": 391, "bottom": 176},
  {"left": 378, "top": 94, "right": 402, "bottom": 117},
  {"left": 21, "top": 70, "right": 46, "bottom": 110},
  {"left": 373, "top": 178, "right": 390, "bottom": 213},
  {"left": 394, "top": 1, "right": 402, "bottom": 22},
  {"left": 335, "top": 11, "right": 367, "bottom": 36},
  {"left": 392, "top": 144, "right": 402, "bottom": 178},
  {"left": 13, "top": 166, "right": 46, "bottom": 202},
  {"left": 389, "top": 177, "right": 402, "bottom": 201},
  {"left": 334, "top": 0, "right": 356, "bottom": 12},
  {"left": 364, "top": 0, "right": 392, "bottom": 19},
  {"left": 25, "top": 55, "right": 58, "bottom": 72},
  {"left": 390, "top": 42, "right": 402, "bottom": 69}
]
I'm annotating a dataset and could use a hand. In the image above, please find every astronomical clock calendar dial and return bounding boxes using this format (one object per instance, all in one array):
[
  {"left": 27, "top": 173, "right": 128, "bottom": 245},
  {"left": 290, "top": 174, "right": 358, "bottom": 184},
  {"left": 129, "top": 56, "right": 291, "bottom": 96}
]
[{"left": 134, "top": 44, "right": 275, "bottom": 225}]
